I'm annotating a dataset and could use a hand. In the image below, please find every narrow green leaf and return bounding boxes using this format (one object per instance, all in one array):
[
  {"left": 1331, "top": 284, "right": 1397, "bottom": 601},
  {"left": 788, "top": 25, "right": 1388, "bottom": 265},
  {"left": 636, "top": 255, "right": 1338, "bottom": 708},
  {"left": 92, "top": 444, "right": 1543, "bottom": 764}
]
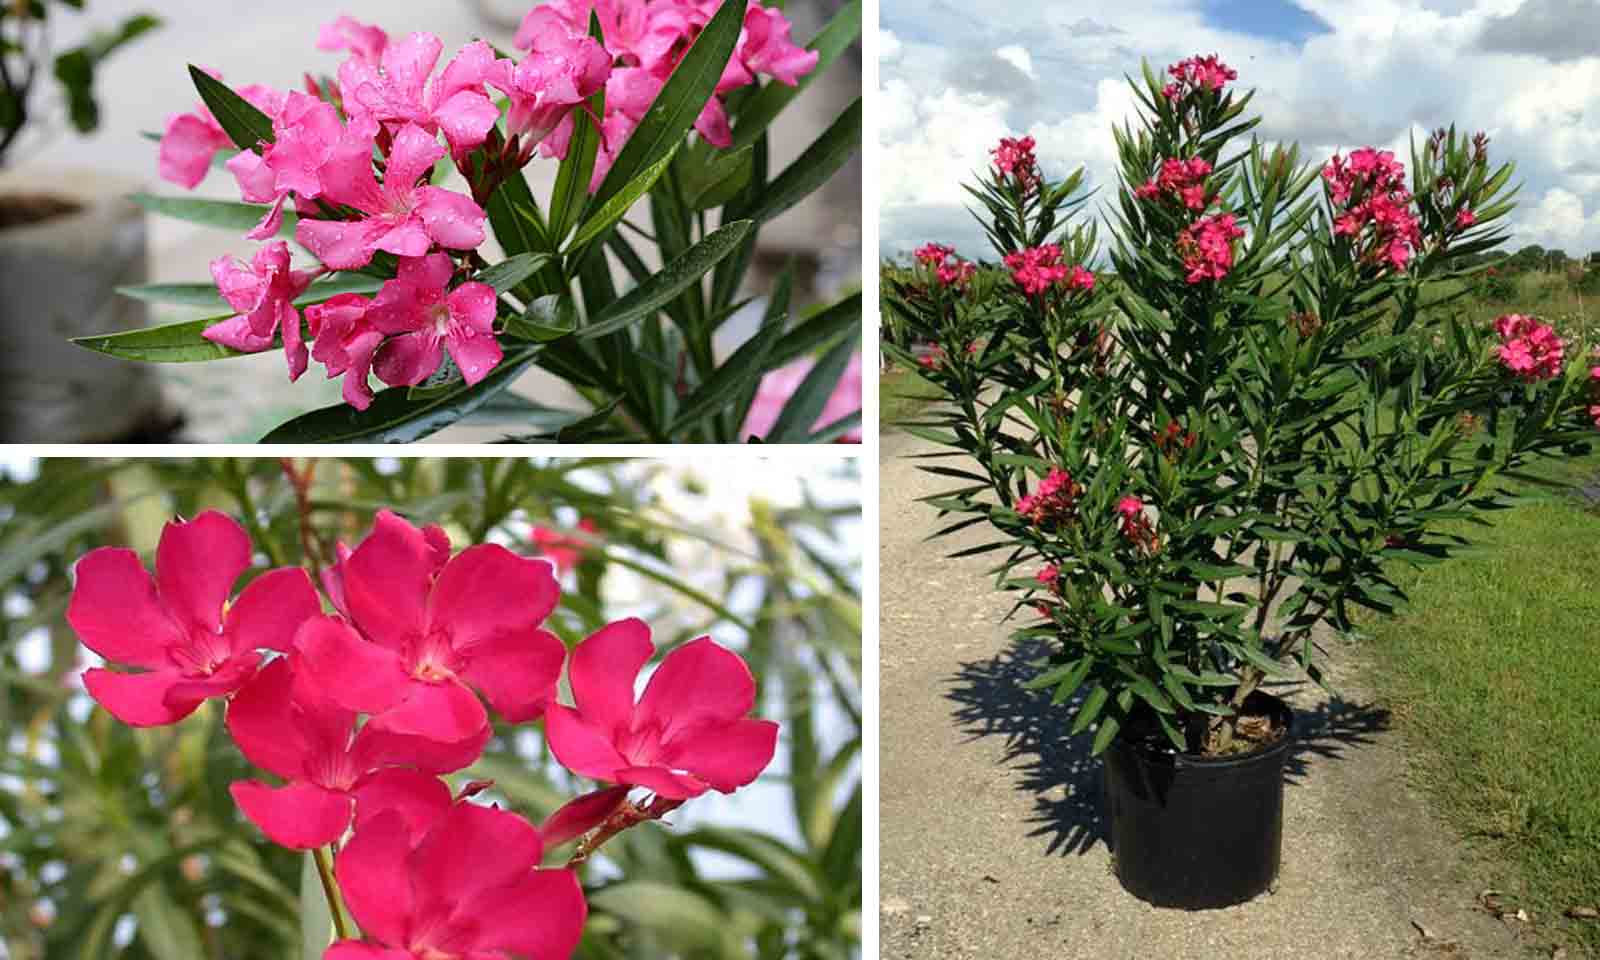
[
  {"left": 72, "top": 315, "right": 245, "bottom": 362},
  {"left": 580, "top": 219, "right": 752, "bottom": 339},
  {"left": 188, "top": 64, "right": 274, "bottom": 153},
  {"left": 486, "top": 167, "right": 552, "bottom": 258},
  {"left": 669, "top": 321, "right": 784, "bottom": 432},
  {"left": 588, "top": 0, "right": 743, "bottom": 211},
  {"left": 259, "top": 346, "right": 540, "bottom": 443},
  {"left": 474, "top": 253, "right": 553, "bottom": 295},
  {"left": 765, "top": 332, "right": 856, "bottom": 442},
  {"left": 132, "top": 886, "right": 205, "bottom": 960},
  {"left": 566, "top": 145, "right": 679, "bottom": 255},
  {"left": 747, "top": 97, "right": 860, "bottom": 225},
  {"left": 129, "top": 192, "right": 295, "bottom": 234},
  {"left": 547, "top": 56, "right": 604, "bottom": 244},
  {"left": 767, "top": 292, "right": 861, "bottom": 369}
]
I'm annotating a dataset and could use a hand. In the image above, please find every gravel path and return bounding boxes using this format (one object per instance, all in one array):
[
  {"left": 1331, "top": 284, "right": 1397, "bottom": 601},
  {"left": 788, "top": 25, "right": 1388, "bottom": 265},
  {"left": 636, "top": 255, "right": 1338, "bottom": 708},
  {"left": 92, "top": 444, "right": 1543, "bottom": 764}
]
[{"left": 877, "top": 422, "right": 1532, "bottom": 959}]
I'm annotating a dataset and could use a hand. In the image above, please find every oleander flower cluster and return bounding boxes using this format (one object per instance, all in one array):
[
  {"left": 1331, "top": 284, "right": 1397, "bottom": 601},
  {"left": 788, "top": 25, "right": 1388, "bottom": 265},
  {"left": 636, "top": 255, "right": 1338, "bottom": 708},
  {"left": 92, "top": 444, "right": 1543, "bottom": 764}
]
[
  {"left": 913, "top": 242, "right": 976, "bottom": 290},
  {"left": 1003, "top": 244, "right": 1095, "bottom": 297},
  {"left": 1493, "top": 313, "right": 1564, "bottom": 382},
  {"left": 66, "top": 509, "right": 779, "bottom": 960},
  {"left": 1322, "top": 147, "right": 1424, "bottom": 272},
  {"left": 156, "top": 2, "right": 818, "bottom": 410}
]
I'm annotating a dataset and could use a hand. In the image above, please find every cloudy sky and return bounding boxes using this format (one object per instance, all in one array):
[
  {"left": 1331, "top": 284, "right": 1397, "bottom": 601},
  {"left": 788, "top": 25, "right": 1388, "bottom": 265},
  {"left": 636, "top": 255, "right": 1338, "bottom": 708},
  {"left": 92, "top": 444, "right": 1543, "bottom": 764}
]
[{"left": 879, "top": 0, "right": 1600, "bottom": 262}]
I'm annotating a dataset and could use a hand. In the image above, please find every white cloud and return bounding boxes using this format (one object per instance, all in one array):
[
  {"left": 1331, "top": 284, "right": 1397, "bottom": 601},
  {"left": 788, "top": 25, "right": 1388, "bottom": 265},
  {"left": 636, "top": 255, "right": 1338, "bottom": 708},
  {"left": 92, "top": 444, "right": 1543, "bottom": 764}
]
[{"left": 880, "top": 0, "right": 1600, "bottom": 260}]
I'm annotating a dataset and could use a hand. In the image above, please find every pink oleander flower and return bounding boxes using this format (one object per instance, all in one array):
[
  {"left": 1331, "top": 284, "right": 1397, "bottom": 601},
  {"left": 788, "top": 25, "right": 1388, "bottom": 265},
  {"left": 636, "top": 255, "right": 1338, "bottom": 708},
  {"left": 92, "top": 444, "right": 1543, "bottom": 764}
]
[
  {"left": 317, "top": 15, "right": 389, "bottom": 65},
  {"left": 1067, "top": 265, "right": 1096, "bottom": 291},
  {"left": 541, "top": 65, "right": 662, "bottom": 189},
  {"left": 1322, "top": 147, "right": 1421, "bottom": 270},
  {"left": 937, "top": 260, "right": 977, "bottom": 289},
  {"left": 1589, "top": 403, "right": 1600, "bottom": 430},
  {"left": 914, "top": 242, "right": 954, "bottom": 267},
  {"left": 203, "top": 241, "right": 322, "bottom": 380},
  {"left": 227, "top": 657, "right": 465, "bottom": 849},
  {"left": 1117, "top": 496, "right": 1143, "bottom": 518},
  {"left": 294, "top": 510, "right": 565, "bottom": 754},
  {"left": 488, "top": 16, "right": 612, "bottom": 145},
  {"left": 1164, "top": 54, "right": 1237, "bottom": 99},
  {"left": 225, "top": 91, "right": 346, "bottom": 240},
  {"left": 306, "top": 293, "right": 384, "bottom": 410},
  {"left": 1139, "top": 156, "right": 1214, "bottom": 211},
  {"left": 1177, "top": 212, "right": 1245, "bottom": 284},
  {"left": 740, "top": 350, "right": 863, "bottom": 443},
  {"left": 532, "top": 518, "right": 600, "bottom": 575},
  {"left": 1493, "top": 313, "right": 1564, "bottom": 381},
  {"left": 992, "top": 135, "right": 1038, "bottom": 187},
  {"left": 65, "top": 511, "right": 320, "bottom": 728},
  {"left": 1004, "top": 244, "right": 1071, "bottom": 295},
  {"left": 544, "top": 618, "right": 780, "bottom": 799},
  {"left": 737, "top": 3, "right": 820, "bottom": 86},
  {"left": 366, "top": 252, "right": 502, "bottom": 388},
  {"left": 295, "top": 121, "right": 487, "bottom": 271},
  {"left": 328, "top": 798, "right": 585, "bottom": 960},
  {"left": 157, "top": 71, "right": 285, "bottom": 189},
  {"left": 1035, "top": 565, "right": 1059, "bottom": 585},
  {"left": 1016, "top": 468, "right": 1081, "bottom": 526},
  {"left": 1455, "top": 208, "right": 1477, "bottom": 229},
  {"left": 336, "top": 33, "right": 502, "bottom": 157}
]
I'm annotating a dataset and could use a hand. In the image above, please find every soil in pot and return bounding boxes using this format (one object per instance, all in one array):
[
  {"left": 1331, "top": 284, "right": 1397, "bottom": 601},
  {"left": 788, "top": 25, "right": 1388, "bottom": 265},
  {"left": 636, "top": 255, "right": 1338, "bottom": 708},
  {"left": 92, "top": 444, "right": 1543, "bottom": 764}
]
[{"left": 1102, "top": 691, "right": 1295, "bottom": 910}]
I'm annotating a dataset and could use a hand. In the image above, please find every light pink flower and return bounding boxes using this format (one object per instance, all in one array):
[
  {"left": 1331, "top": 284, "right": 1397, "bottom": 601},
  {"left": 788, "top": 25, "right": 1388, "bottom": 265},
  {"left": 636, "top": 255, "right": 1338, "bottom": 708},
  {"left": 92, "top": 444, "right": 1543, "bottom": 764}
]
[
  {"left": 740, "top": 351, "right": 863, "bottom": 443},
  {"left": 223, "top": 91, "right": 346, "bottom": 241},
  {"left": 295, "top": 122, "right": 486, "bottom": 271},
  {"left": 292, "top": 510, "right": 565, "bottom": 750},
  {"left": 328, "top": 799, "right": 584, "bottom": 960},
  {"left": 306, "top": 293, "right": 384, "bottom": 410},
  {"left": 337, "top": 34, "right": 502, "bottom": 156},
  {"left": 490, "top": 15, "right": 612, "bottom": 145},
  {"left": 203, "top": 241, "right": 321, "bottom": 380},
  {"left": 1494, "top": 313, "right": 1564, "bottom": 381},
  {"left": 227, "top": 656, "right": 462, "bottom": 850},
  {"left": 66, "top": 511, "right": 320, "bottom": 727},
  {"left": 317, "top": 16, "right": 389, "bottom": 65},
  {"left": 737, "top": 3, "right": 819, "bottom": 87},
  {"left": 157, "top": 72, "right": 285, "bottom": 189},
  {"left": 367, "top": 252, "right": 502, "bottom": 388},
  {"left": 544, "top": 619, "right": 780, "bottom": 799}
]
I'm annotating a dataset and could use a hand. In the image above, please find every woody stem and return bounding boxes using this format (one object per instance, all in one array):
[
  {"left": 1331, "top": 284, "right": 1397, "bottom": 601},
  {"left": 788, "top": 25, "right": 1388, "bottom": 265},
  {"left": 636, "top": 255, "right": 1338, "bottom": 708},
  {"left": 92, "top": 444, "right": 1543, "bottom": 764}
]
[{"left": 566, "top": 796, "right": 685, "bottom": 869}]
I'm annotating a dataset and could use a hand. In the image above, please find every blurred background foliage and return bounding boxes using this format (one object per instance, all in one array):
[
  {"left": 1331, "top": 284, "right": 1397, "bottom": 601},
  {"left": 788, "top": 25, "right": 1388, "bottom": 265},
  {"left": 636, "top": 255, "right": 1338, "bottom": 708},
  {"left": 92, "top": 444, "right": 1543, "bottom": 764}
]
[{"left": 0, "top": 457, "right": 861, "bottom": 960}]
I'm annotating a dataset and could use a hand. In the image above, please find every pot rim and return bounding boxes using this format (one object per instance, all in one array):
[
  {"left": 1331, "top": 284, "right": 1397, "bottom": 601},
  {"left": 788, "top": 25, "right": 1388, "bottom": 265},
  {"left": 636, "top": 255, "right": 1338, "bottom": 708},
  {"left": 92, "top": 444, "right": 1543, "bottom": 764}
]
[{"left": 1115, "top": 690, "right": 1296, "bottom": 769}]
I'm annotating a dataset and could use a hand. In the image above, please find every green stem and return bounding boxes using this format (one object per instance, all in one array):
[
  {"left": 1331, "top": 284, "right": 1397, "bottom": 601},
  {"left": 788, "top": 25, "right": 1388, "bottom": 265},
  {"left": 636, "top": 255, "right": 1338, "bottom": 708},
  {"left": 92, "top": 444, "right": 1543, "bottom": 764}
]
[{"left": 314, "top": 846, "right": 349, "bottom": 942}]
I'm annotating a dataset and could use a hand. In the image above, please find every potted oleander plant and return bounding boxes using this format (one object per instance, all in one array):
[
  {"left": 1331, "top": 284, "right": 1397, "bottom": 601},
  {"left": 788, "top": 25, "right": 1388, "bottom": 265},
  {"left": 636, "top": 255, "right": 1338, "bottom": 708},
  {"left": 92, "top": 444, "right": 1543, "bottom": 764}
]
[
  {"left": 890, "top": 55, "right": 1599, "bottom": 909},
  {"left": 0, "top": 1, "right": 162, "bottom": 441}
]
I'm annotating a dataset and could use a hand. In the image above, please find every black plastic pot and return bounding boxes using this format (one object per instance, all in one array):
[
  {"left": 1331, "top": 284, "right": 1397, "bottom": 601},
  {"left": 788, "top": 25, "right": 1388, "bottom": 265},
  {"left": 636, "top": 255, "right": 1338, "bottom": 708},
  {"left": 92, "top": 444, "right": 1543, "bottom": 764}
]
[{"left": 1102, "top": 691, "right": 1295, "bottom": 909}]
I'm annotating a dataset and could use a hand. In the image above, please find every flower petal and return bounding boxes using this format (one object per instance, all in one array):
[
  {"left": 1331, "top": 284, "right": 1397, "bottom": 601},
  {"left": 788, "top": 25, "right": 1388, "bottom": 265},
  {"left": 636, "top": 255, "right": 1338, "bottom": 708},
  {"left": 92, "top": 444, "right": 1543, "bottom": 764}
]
[
  {"left": 466, "top": 868, "right": 587, "bottom": 959},
  {"left": 386, "top": 123, "right": 445, "bottom": 191},
  {"left": 335, "top": 810, "right": 415, "bottom": 946},
  {"left": 202, "top": 314, "right": 277, "bottom": 352},
  {"left": 569, "top": 618, "right": 653, "bottom": 739},
  {"left": 324, "top": 943, "right": 412, "bottom": 960},
  {"left": 295, "top": 217, "right": 387, "bottom": 271},
  {"left": 342, "top": 510, "right": 438, "bottom": 650},
  {"left": 158, "top": 112, "right": 230, "bottom": 189},
  {"left": 445, "top": 324, "right": 502, "bottom": 386},
  {"left": 293, "top": 615, "right": 410, "bottom": 715},
  {"left": 414, "top": 186, "right": 487, "bottom": 250},
  {"left": 428, "top": 544, "right": 558, "bottom": 653},
  {"left": 542, "top": 702, "right": 628, "bottom": 782},
  {"left": 223, "top": 566, "right": 321, "bottom": 657},
  {"left": 368, "top": 678, "right": 487, "bottom": 746},
  {"left": 350, "top": 768, "right": 453, "bottom": 836},
  {"left": 67, "top": 548, "right": 182, "bottom": 669},
  {"left": 224, "top": 656, "right": 309, "bottom": 780},
  {"left": 410, "top": 800, "right": 542, "bottom": 912},
  {"left": 660, "top": 717, "right": 779, "bottom": 794},
  {"left": 613, "top": 765, "right": 708, "bottom": 800},
  {"left": 634, "top": 636, "right": 757, "bottom": 740},
  {"left": 355, "top": 721, "right": 491, "bottom": 775},
  {"left": 230, "top": 779, "right": 352, "bottom": 850},
  {"left": 459, "top": 627, "right": 564, "bottom": 723},
  {"left": 540, "top": 785, "right": 629, "bottom": 848},
  {"left": 81, "top": 667, "right": 193, "bottom": 727},
  {"left": 162, "top": 652, "right": 262, "bottom": 714},
  {"left": 155, "top": 511, "right": 250, "bottom": 636}
]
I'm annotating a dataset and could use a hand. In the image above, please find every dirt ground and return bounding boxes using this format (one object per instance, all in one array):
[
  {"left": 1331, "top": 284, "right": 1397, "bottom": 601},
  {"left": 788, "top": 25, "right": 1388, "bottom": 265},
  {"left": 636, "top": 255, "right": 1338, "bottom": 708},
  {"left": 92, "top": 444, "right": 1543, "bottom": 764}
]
[{"left": 877, "top": 424, "right": 1538, "bottom": 959}]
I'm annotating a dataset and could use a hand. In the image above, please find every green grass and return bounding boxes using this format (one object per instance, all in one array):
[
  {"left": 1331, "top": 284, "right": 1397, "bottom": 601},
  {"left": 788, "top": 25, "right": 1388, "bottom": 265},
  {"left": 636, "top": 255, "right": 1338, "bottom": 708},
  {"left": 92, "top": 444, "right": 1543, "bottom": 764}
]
[
  {"left": 1364, "top": 457, "right": 1600, "bottom": 955},
  {"left": 879, "top": 363, "right": 945, "bottom": 434}
]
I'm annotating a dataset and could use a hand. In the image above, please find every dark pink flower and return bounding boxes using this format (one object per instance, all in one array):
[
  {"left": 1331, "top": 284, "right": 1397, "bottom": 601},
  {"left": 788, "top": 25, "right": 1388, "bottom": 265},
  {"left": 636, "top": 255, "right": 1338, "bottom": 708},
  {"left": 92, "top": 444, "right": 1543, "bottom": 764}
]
[
  {"left": 740, "top": 351, "right": 863, "bottom": 443},
  {"left": 328, "top": 799, "right": 584, "bottom": 960},
  {"left": 306, "top": 293, "right": 385, "bottom": 410},
  {"left": 1164, "top": 54, "right": 1237, "bottom": 99},
  {"left": 532, "top": 519, "right": 599, "bottom": 575},
  {"left": 1117, "top": 496, "right": 1144, "bottom": 518},
  {"left": 1494, "top": 313, "right": 1564, "bottom": 381},
  {"left": 937, "top": 260, "right": 977, "bottom": 289},
  {"left": 225, "top": 91, "right": 346, "bottom": 240},
  {"left": 1177, "top": 213, "right": 1245, "bottom": 284},
  {"left": 1035, "top": 565, "right": 1059, "bottom": 585},
  {"left": 293, "top": 510, "right": 565, "bottom": 749},
  {"left": 295, "top": 121, "right": 486, "bottom": 271},
  {"left": 992, "top": 135, "right": 1039, "bottom": 187},
  {"left": 914, "top": 242, "right": 954, "bottom": 267},
  {"left": 367, "top": 252, "right": 502, "bottom": 388},
  {"left": 1016, "top": 468, "right": 1080, "bottom": 526},
  {"left": 544, "top": 619, "right": 779, "bottom": 799},
  {"left": 1004, "top": 244, "right": 1071, "bottom": 295},
  {"left": 227, "top": 656, "right": 464, "bottom": 849},
  {"left": 1322, "top": 148, "right": 1421, "bottom": 271},
  {"left": 1455, "top": 208, "right": 1477, "bottom": 229},
  {"left": 203, "top": 241, "right": 321, "bottom": 379},
  {"left": 66, "top": 511, "right": 320, "bottom": 727}
]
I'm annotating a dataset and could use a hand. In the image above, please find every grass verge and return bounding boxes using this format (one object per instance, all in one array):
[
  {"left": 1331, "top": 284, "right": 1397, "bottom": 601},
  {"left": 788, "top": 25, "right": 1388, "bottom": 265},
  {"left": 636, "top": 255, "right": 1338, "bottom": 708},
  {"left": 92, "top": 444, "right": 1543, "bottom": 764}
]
[
  {"left": 1365, "top": 458, "right": 1600, "bottom": 955},
  {"left": 879, "top": 362, "right": 944, "bottom": 435}
]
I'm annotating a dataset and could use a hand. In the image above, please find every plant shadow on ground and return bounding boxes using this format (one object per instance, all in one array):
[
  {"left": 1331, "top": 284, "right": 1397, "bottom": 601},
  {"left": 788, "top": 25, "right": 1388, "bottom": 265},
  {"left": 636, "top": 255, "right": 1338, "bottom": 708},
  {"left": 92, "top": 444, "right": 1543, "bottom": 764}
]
[{"left": 945, "top": 639, "right": 1391, "bottom": 858}]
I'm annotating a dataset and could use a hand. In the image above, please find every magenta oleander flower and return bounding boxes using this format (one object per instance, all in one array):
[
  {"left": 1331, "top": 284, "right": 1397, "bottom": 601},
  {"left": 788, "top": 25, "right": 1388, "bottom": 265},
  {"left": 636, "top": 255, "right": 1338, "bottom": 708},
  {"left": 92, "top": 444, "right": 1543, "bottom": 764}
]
[
  {"left": 992, "top": 135, "right": 1038, "bottom": 187},
  {"left": 914, "top": 242, "right": 954, "bottom": 267},
  {"left": 1035, "top": 565, "right": 1059, "bottom": 585},
  {"left": 367, "top": 252, "right": 502, "bottom": 388},
  {"left": 203, "top": 241, "right": 322, "bottom": 380},
  {"left": 306, "top": 293, "right": 385, "bottom": 409},
  {"left": 740, "top": 351, "right": 863, "bottom": 443},
  {"left": 295, "top": 121, "right": 486, "bottom": 271},
  {"left": 225, "top": 90, "right": 346, "bottom": 240},
  {"left": 66, "top": 511, "right": 320, "bottom": 728},
  {"left": 1494, "top": 314, "right": 1564, "bottom": 382},
  {"left": 1455, "top": 208, "right": 1477, "bottom": 229},
  {"left": 1322, "top": 147, "right": 1421, "bottom": 271},
  {"left": 227, "top": 656, "right": 465, "bottom": 850},
  {"left": 293, "top": 510, "right": 565, "bottom": 750},
  {"left": 1177, "top": 212, "right": 1245, "bottom": 284},
  {"left": 1004, "top": 244, "right": 1071, "bottom": 295},
  {"left": 532, "top": 518, "right": 599, "bottom": 576},
  {"left": 1117, "top": 496, "right": 1144, "bottom": 518},
  {"left": 1164, "top": 54, "right": 1237, "bottom": 99},
  {"left": 1016, "top": 468, "right": 1081, "bottom": 526},
  {"left": 158, "top": 72, "right": 285, "bottom": 189},
  {"left": 544, "top": 619, "right": 780, "bottom": 799},
  {"left": 317, "top": 15, "right": 389, "bottom": 65},
  {"left": 937, "top": 260, "right": 977, "bottom": 289},
  {"left": 328, "top": 800, "right": 585, "bottom": 960},
  {"left": 1139, "top": 156, "right": 1214, "bottom": 211},
  {"left": 491, "top": 15, "right": 612, "bottom": 145},
  {"left": 336, "top": 33, "right": 502, "bottom": 157}
]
